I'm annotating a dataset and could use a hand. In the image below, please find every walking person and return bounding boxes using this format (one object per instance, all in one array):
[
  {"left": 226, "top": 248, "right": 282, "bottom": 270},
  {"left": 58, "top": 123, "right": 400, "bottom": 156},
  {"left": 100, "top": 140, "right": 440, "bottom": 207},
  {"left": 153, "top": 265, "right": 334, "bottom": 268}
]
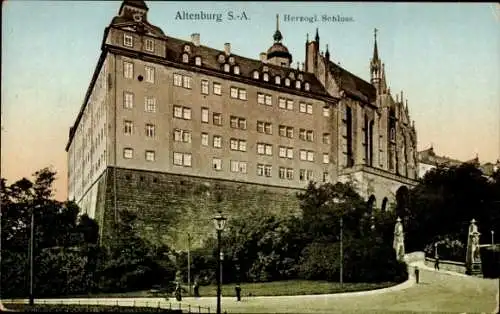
[
  {"left": 434, "top": 255, "right": 440, "bottom": 271},
  {"left": 235, "top": 284, "right": 242, "bottom": 302},
  {"left": 174, "top": 282, "right": 182, "bottom": 301},
  {"left": 193, "top": 280, "right": 200, "bottom": 298}
]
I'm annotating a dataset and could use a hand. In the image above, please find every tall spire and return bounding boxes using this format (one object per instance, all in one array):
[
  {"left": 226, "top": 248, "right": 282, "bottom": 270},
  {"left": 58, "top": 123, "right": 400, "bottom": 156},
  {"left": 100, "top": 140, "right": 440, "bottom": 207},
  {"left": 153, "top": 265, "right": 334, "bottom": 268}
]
[
  {"left": 373, "top": 28, "right": 379, "bottom": 61},
  {"left": 273, "top": 14, "right": 283, "bottom": 42},
  {"left": 325, "top": 44, "right": 330, "bottom": 60},
  {"left": 315, "top": 28, "right": 320, "bottom": 42}
]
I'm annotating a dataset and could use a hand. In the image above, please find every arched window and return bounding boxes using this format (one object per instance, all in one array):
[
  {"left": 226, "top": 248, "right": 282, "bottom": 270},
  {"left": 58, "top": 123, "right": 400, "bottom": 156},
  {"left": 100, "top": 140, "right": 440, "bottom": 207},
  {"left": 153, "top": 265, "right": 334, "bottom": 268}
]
[
  {"left": 195, "top": 56, "right": 202, "bottom": 66},
  {"left": 275, "top": 76, "right": 281, "bottom": 84},
  {"left": 234, "top": 66, "right": 240, "bottom": 75},
  {"left": 263, "top": 73, "right": 269, "bottom": 81},
  {"left": 182, "top": 53, "right": 189, "bottom": 63},
  {"left": 253, "top": 71, "right": 259, "bottom": 79},
  {"left": 285, "top": 78, "right": 290, "bottom": 86},
  {"left": 224, "top": 64, "right": 230, "bottom": 72},
  {"left": 295, "top": 81, "right": 301, "bottom": 89},
  {"left": 381, "top": 197, "right": 389, "bottom": 212},
  {"left": 304, "top": 82, "right": 310, "bottom": 91}
]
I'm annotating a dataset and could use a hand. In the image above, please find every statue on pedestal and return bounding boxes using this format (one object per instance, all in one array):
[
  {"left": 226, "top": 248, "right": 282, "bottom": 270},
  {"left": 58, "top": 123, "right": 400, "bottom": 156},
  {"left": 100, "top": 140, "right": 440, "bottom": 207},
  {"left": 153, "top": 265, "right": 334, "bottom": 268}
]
[
  {"left": 466, "top": 218, "right": 483, "bottom": 276},
  {"left": 393, "top": 217, "right": 405, "bottom": 261}
]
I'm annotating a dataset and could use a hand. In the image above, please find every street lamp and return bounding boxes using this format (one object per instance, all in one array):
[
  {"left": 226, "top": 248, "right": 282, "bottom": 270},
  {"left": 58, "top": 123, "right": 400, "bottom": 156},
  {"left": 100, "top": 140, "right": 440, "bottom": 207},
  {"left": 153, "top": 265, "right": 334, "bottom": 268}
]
[
  {"left": 434, "top": 242, "right": 438, "bottom": 259},
  {"left": 332, "top": 197, "right": 345, "bottom": 288},
  {"left": 213, "top": 211, "right": 227, "bottom": 314},
  {"left": 491, "top": 230, "right": 495, "bottom": 245}
]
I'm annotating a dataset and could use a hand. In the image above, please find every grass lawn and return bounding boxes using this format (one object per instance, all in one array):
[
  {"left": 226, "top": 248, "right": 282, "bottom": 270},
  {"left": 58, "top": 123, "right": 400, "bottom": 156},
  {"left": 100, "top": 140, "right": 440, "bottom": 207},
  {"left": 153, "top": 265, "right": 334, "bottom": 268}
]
[{"left": 54, "top": 280, "right": 398, "bottom": 298}]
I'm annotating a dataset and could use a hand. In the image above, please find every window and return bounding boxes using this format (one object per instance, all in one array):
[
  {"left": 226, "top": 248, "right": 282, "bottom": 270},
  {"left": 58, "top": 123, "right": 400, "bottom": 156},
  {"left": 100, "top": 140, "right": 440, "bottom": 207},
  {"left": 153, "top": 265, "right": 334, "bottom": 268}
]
[
  {"left": 279, "top": 146, "right": 292, "bottom": 158},
  {"left": 323, "top": 106, "right": 330, "bottom": 117},
  {"left": 174, "top": 129, "right": 191, "bottom": 143},
  {"left": 307, "top": 151, "right": 314, "bottom": 161},
  {"left": 230, "top": 139, "right": 246, "bottom": 152},
  {"left": 253, "top": 71, "right": 259, "bottom": 79},
  {"left": 239, "top": 89, "right": 247, "bottom": 100},
  {"left": 183, "top": 108, "right": 191, "bottom": 120},
  {"left": 145, "top": 66, "right": 155, "bottom": 83},
  {"left": 124, "top": 120, "right": 133, "bottom": 135},
  {"left": 124, "top": 61, "right": 134, "bottom": 79},
  {"left": 183, "top": 76, "right": 192, "bottom": 89},
  {"left": 286, "top": 127, "right": 294, "bottom": 138},
  {"left": 195, "top": 57, "right": 202, "bottom": 66},
  {"left": 213, "top": 135, "right": 222, "bottom": 148},
  {"left": 300, "top": 150, "right": 307, "bottom": 161},
  {"left": 307, "top": 104, "right": 313, "bottom": 114},
  {"left": 213, "top": 83, "right": 222, "bottom": 95},
  {"left": 257, "top": 143, "right": 272, "bottom": 155},
  {"left": 201, "top": 80, "right": 209, "bottom": 95},
  {"left": 213, "top": 113, "right": 222, "bottom": 126},
  {"left": 264, "top": 165, "right": 272, "bottom": 177},
  {"left": 123, "top": 148, "right": 133, "bottom": 159},
  {"left": 173, "top": 152, "right": 192, "bottom": 166},
  {"left": 306, "top": 130, "right": 314, "bottom": 142},
  {"left": 323, "top": 153, "right": 330, "bottom": 164},
  {"left": 286, "top": 99, "right": 293, "bottom": 110},
  {"left": 296, "top": 81, "right": 301, "bottom": 89},
  {"left": 278, "top": 98, "right": 286, "bottom": 109},
  {"left": 212, "top": 158, "right": 222, "bottom": 171},
  {"left": 230, "top": 160, "right": 248, "bottom": 173},
  {"left": 173, "top": 74, "right": 182, "bottom": 86},
  {"left": 305, "top": 82, "right": 310, "bottom": 91},
  {"left": 279, "top": 167, "right": 286, "bottom": 179},
  {"left": 201, "top": 133, "right": 209, "bottom": 146},
  {"left": 174, "top": 106, "right": 183, "bottom": 118},
  {"left": 201, "top": 108, "right": 209, "bottom": 123},
  {"left": 258, "top": 93, "right": 265, "bottom": 104},
  {"left": 257, "top": 121, "right": 272, "bottom": 134},
  {"left": 316, "top": 172, "right": 325, "bottom": 183},
  {"left": 145, "top": 150, "right": 155, "bottom": 161},
  {"left": 285, "top": 78, "right": 290, "bottom": 86},
  {"left": 275, "top": 76, "right": 281, "bottom": 84},
  {"left": 230, "top": 87, "right": 238, "bottom": 98},
  {"left": 257, "top": 164, "right": 265, "bottom": 176},
  {"left": 263, "top": 73, "right": 269, "bottom": 81},
  {"left": 224, "top": 64, "right": 230, "bottom": 72},
  {"left": 145, "top": 124, "right": 155, "bottom": 137},
  {"left": 145, "top": 39, "right": 154, "bottom": 52},
  {"left": 299, "top": 129, "right": 306, "bottom": 140},
  {"left": 234, "top": 66, "right": 240, "bottom": 75},
  {"left": 265, "top": 95, "right": 272, "bottom": 106},
  {"left": 182, "top": 54, "right": 189, "bottom": 63},
  {"left": 323, "top": 133, "right": 331, "bottom": 144},
  {"left": 299, "top": 102, "right": 306, "bottom": 113},
  {"left": 300, "top": 169, "right": 313, "bottom": 181},
  {"left": 145, "top": 97, "right": 156, "bottom": 112},
  {"left": 124, "top": 92, "right": 134, "bottom": 109},
  {"left": 230, "top": 116, "right": 246, "bottom": 130},
  {"left": 123, "top": 34, "right": 133, "bottom": 47}
]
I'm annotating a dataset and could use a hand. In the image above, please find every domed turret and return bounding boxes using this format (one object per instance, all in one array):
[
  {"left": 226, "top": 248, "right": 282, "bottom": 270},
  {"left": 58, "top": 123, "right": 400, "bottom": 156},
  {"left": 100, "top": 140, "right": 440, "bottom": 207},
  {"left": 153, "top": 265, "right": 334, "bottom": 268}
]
[{"left": 266, "top": 14, "right": 292, "bottom": 67}]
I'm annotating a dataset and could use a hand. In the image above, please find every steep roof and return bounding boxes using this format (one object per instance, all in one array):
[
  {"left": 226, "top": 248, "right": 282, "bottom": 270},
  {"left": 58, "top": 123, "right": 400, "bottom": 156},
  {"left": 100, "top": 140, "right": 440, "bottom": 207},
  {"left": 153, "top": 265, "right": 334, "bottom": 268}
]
[{"left": 328, "top": 61, "right": 377, "bottom": 103}]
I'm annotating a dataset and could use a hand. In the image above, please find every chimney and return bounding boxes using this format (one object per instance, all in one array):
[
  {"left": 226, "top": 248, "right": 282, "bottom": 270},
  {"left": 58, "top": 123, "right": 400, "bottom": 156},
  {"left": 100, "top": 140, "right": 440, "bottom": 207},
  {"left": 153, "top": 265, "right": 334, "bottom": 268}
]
[
  {"left": 191, "top": 33, "right": 200, "bottom": 47},
  {"left": 301, "top": 62, "right": 305, "bottom": 71},
  {"left": 259, "top": 52, "right": 267, "bottom": 63},
  {"left": 224, "top": 43, "right": 231, "bottom": 55}
]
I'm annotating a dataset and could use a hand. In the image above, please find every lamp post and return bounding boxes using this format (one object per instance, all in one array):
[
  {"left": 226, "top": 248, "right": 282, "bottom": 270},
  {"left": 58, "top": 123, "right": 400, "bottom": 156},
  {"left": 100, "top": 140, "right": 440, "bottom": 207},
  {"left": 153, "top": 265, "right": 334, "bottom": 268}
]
[
  {"left": 213, "top": 211, "right": 227, "bottom": 314},
  {"left": 332, "top": 197, "right": 345, "bottom": 288},
  {"left": 28, "top": 204, "right": 40, "bottom": 306},
  {"left": 434, "top": 242, "right": 438, "bottom": 259},
  {"left": 491, "top": 230, "right": 495, "bottom": 245}
]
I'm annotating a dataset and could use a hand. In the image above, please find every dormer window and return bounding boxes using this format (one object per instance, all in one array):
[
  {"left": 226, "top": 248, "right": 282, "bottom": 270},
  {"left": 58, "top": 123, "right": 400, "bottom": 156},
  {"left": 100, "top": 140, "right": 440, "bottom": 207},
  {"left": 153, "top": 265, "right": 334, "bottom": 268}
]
[
  {"left": 224, "top": 64, "right": 230, "bottom": 72},
  {"left": 145, "top": 39, "right": 154, "bottom": 52},
  {"left": 253, "top": 71, "right": 259, "bottom": 79},
  {"left": 229, "top": 56, "right": 235, "bottom": 64},
  {"left": 195, "top": 56, "right": 202, "bottom": 66},
  {"left": 263, "top": 73, "right": 269, "bottom": 82},
  {"left": 184, "top": 45, "right": 191, "bottom": 53},
  {"left": 218, "top": 54, "right": 225, "bottom": 63},
  {"left": 305, "top": 82, "right": 310, "bottom": 91},
  {"left": 263, "top": 66, "right": 269, "bottom": 72},
  {"left": 285, "top": 78, "right": 290, "bottom": 86},
  {"left": 123, "top": 34, "right": 133, "bottom": 47},
  {"left": 182, "top": 53, "right": 189, "bottom": 63},
  {"left": 275, "top": 76, "right": 281, "bottom": 85},
  {"left": 295, "top": 81, "right": 301, "bottom": 89},
  {"left": 234, "top": 66, "right": 240, "bottom": 75}
]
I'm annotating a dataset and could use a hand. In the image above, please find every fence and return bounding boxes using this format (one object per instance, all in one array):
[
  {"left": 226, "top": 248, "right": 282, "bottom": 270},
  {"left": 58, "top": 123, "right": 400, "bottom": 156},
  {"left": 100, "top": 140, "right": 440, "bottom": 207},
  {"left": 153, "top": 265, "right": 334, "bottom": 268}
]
[{"left": 2, "top": 298, "right": 211, "bottom": 314}]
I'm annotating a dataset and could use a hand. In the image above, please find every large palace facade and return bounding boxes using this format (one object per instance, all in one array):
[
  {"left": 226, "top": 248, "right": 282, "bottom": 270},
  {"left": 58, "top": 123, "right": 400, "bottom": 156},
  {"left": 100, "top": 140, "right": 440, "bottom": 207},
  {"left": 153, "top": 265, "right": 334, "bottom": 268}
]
[{"left": 66, "top": 1, "right": 418, "bottom": 248}]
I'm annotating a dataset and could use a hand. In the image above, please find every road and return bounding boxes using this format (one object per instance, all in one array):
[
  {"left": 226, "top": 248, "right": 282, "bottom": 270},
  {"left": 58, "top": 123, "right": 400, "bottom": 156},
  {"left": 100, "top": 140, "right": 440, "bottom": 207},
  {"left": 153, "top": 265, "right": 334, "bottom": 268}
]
[{"left": 3, "top": 261, "right": 498, "bottom": 313}]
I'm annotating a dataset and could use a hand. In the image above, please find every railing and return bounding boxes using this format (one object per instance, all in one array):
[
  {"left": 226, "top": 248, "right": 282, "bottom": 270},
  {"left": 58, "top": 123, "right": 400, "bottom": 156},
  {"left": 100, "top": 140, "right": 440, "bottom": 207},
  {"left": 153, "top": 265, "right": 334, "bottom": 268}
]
[
  {"left": 2, "top": 298, "right": 211, "bottom": 314},
  {"left": 425, "top": 257, "right": 466, "bottom": 274}
]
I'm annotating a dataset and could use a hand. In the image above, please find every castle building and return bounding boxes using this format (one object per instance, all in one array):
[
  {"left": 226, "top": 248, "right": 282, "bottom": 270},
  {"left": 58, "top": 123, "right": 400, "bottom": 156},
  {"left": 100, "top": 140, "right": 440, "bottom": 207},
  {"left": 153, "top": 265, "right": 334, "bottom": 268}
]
[{"left": 65, "top": 1, "right": 419, "bottom": 247}]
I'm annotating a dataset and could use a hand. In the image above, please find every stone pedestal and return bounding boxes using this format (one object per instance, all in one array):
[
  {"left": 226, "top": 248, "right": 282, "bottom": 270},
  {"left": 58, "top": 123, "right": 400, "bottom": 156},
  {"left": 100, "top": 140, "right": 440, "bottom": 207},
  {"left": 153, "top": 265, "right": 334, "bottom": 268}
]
[{"left": 466, "top": 219, "right": 483, "bottom": 277}]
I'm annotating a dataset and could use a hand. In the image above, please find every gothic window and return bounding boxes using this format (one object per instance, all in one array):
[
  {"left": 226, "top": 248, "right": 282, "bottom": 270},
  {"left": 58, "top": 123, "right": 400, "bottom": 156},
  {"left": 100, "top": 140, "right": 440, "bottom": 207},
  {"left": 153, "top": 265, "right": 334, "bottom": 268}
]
[
  {"left": 285, "top": 78, "right": 290, "bottom": 86},
  {"left": 369, "top": 121, "right": 374, "bottom": 166},
  {"left": 263, "top": 73, "right": 269, "bottom": 81},
  {"left": 345, "top": 106, "right": 354, "bottom": 167},
  {"left": 364, "top": 115, "right": 369, "bottom": 164}
]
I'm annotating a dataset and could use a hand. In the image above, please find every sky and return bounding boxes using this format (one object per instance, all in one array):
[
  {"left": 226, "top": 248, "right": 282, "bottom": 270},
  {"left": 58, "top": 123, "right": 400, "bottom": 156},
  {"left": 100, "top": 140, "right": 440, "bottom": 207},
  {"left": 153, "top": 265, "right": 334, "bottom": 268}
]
[{"left": 1, "top": 1, "right": 499, "bottom": 201}]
